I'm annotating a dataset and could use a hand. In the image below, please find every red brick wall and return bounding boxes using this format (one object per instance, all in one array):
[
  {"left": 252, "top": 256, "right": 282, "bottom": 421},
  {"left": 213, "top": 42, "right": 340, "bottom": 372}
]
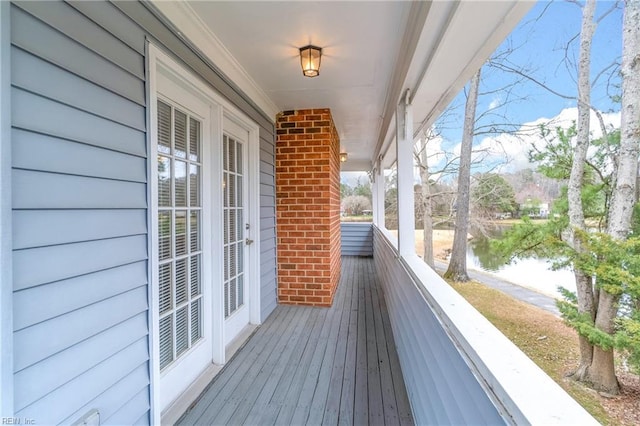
[{"left": 275, "top": 109, "right": 341, "bottom": 307}]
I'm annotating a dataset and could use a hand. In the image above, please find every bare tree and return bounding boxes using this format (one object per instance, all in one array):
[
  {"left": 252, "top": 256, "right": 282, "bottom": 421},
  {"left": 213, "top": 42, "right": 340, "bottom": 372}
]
[
  {"left": 583, "top": 0, "right": 640, "bottom": 394},
  {"left": 417, "top": 133, "right": 435, "bottom": 268},
  {"left": 444, "top": 69, "right": 481, "bottom": 282},
  {"left": 566, "top": 0, "right": 598, "bottom": 385}
]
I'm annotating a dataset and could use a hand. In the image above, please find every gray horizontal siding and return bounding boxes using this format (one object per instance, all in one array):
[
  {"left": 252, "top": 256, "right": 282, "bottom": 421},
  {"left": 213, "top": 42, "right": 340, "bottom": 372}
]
[
  {"left": 11, "top": 48, "right": 144, "bottom": 131},
  {"left": 14, "top": 313, "right": 148, "bottom": 413},
  {"left": 12, "top": 209, "right": 147, "bottom": 250},
  {"left": 13, "top": 262, "right": 148, "bottom": 330},
  {"left": 17, "top": 338, "right": 149, "bottom": 424},
  {"left": 14, "top": 285, "right": 148, "bottom": 372},
  {"left": 12, "top": 169, "right": 147, "bottom": 209},
  {"left": 259, "top": 131, "right": 277, "bottom": 320},
  {"left": 10, "top": 1, "right": 280, "bottom": 424},
  {"left": 12, "top": 129, "right": 147, "bottom": 182},
  {"left": 10, "top": 1, "right": 150, "bottom": 424},
  {"left": 11, "top": 4, "right": 145, "bottom": 106},
  {"left": 12, "top": 87, "right": 146, "bottom": 157},
  {"left": 13, "top": 235, "right": 147, "bottom": 291},
  {"left": 341, "top": 222, "right": 373, "bottom": 256},
  {"left": 66, "top": 0, "right": 146, "bottom": 54},
  {"left": 373, "top": 227, "right": 503, "bottom": 425}
]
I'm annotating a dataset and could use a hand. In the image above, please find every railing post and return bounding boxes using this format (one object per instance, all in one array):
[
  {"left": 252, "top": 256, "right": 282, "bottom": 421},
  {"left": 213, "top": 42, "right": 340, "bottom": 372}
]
[
  {"left": 372, "top": 156, "right": 385, "bottom": 228},
  {"left": 396, "top": 89, "right": 414, "bottom": 257}
]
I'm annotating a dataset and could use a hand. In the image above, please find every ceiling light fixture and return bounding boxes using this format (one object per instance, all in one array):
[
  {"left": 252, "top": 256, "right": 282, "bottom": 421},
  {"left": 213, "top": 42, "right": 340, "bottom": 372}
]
[
  {"left": 299, "top": 45, "right": 322, "bottom": 77},
  {"left": 340, "top": 152, "right": 348, "bottom": 163}
]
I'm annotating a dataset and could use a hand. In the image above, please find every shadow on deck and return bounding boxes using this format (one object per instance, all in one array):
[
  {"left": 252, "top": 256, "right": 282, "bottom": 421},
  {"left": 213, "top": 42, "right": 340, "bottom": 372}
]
[{"left": 177, "top": 256, "right": 414, "bottom": 425}]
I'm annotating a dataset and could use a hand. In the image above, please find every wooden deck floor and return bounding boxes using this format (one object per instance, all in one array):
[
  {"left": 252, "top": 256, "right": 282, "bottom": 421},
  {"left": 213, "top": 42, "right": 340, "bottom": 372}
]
[{"left": 177, "top": 256, "right": 414, "bottom": 425}]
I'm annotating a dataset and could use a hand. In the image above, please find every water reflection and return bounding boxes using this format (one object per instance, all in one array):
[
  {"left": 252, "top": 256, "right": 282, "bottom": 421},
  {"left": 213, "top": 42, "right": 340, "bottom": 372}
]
[{"left": 466, "top": 232, "right": 576, "bottom": 298}]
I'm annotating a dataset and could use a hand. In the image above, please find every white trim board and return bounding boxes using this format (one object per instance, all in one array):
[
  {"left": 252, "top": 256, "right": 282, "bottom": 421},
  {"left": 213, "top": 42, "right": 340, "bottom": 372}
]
[{"left": 150, "top": 0, "right": 279, "bottom": 122}]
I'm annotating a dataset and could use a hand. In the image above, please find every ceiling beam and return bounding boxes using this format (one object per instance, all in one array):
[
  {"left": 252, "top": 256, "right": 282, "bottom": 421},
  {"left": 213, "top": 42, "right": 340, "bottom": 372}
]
[{"left": 372, "top": 1, "right": 431, "bottom": 167}]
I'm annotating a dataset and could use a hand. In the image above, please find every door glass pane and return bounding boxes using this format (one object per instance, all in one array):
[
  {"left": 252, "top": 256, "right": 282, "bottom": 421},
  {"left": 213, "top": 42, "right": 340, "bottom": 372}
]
[
  {"left": 156, "top": 101, "right": 203, "bottom": 371},
  {"left": 159, "top": 211, "right": 172, "bottom": 260},
  {"left": 175, "top": 161, "right": 187, "bottom": 207},
  {"left": 236, "top": 209, "right": 243, "bottom": 241},
  {"left": 159, "top": 315, "right": 174, "bottom": 369},
  {"left": 189, "top": 165, "right": 200, "bottom": 207},
  {"left": 175, "top": 211, "right": 187, "bottom": 256},
  {"left": 236, "top": 143, "right": 243, "bottom": 174},
  {"left": 191, "top": 300, "right": 201, "bottom": 343},
  {"left": 228, "top": 175, "right": 236, "bottom": 207},
  {"left": 157, "top": 101, "right": 171, "bottom": 155},
  {"left": 190, "top": 211, "right": 200, "bottom": 252},
  {"left": 190, "top": 255, "right": 200, "bottom": 297},
  {"left": 175, "top": 258, "right": 188, "bottom": 305},
  {"left": 174, "top": 110, "right": 187, "bottom": 159},
  {"left": 229, "top": 208, "right": 236, "bottom": 243},
  {"left": 189, "top": 119, "right": 200, "bottom": 162},
  {"left": 223, "top": 135, "right": 228, "bottom": 171},
  {"left": 159, "top": 263, "right": 172, "bottom": 314},
  {"left": 229, "top": 138, "right": 236, "bottom": 173},
  {"left": 223, "top": 135, "right": 246, "bottom": 318},
  {"left": 230, "top": 277, "right": 237, "bottom": 313},
  {"left": 237, "top": 275, "right": 244, "bottom": 307},
  {"left": 158, "top": 156, "right": 171, "bottom": 207}
]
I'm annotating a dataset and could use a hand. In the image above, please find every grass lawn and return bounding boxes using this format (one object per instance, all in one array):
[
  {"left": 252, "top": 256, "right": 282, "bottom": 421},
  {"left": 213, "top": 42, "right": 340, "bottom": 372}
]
[{"left": 449, "top": 280, "right": 613, "bottom": 424}]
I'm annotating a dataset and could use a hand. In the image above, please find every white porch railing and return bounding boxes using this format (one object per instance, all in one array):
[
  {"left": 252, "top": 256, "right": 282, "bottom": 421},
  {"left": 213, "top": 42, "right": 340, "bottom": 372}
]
[{"left": 372, "top": 225, "right": 598, "bottom": 425}]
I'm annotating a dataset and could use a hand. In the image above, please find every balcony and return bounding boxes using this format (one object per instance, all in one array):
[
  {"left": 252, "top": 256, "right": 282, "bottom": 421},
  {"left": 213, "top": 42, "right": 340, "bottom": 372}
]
[
  {"left": 178, "top": 225, "right": 597, "bottom": 425},
  {"left": 177, "top": 255, "right": 413, "bottom": 425}
]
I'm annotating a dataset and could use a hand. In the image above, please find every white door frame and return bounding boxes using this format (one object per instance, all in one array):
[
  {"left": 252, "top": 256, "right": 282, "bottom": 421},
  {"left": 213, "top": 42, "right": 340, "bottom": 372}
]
[{"left": 147, "top": 43, "right": 261, "bottom": 422}]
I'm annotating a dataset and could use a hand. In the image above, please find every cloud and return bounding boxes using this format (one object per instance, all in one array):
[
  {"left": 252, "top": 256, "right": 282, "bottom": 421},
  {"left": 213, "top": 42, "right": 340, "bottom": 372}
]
[
  {"left": 470, "top": 107, "right": 621, "bottom": 173},
  {"left": 488, "top": 96, "right": 501, "bottom": 110}
]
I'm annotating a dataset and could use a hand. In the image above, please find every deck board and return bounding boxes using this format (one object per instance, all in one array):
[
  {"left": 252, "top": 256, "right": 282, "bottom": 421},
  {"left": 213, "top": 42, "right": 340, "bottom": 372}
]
[{"left": 177, "top": 257, "right": 414, "bottom": 425}]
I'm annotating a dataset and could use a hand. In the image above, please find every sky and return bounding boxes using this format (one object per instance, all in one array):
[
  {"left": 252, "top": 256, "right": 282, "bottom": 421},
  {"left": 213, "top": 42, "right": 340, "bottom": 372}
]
[
  {"left": 433, "top": 0, "right": 624, "bottom": 176},
  {"left": 341, "top": 1, "right": 625, "bottom": 187}
]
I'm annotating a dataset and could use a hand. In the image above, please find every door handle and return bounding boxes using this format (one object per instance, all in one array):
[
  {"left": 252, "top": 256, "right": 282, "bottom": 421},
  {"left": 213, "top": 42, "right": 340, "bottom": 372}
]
[{"left": 245, "top": 238, "right": 254, "bottom": 246}]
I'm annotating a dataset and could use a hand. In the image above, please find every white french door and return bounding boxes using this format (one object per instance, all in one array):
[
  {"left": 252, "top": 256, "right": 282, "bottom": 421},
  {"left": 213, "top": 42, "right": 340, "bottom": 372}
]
[
  {"left": 150, "top": 45, "right": 260, "bottom": 420},
  {"left": 222, "top": 117, "right": 251, "bottom": 345},
  {"left": 153, "top": 79, "right": 213, "bottom": 411}
]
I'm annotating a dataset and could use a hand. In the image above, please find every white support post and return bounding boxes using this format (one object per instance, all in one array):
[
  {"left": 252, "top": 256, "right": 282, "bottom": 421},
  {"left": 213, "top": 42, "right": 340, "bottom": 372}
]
[
  {"left": 371, "top": 168, "right": 378, "bottom": 225},
  {"left": 396, "top": 90, "right": 415, "bottom": 257},
  {"left": 373, "top": 157, "right": 385, "bottom": 228},
  {"left": 0, "top": 0, "right": 14, "bottom": 416}
]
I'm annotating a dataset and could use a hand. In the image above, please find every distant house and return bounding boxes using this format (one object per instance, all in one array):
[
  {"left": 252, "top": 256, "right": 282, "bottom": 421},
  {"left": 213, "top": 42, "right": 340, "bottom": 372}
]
[
  {"left": 520, "top": 200, "right": 550, "bottom": 218},
  {"left": 0, "top": 1, "right": 596, "bottom": 425}
]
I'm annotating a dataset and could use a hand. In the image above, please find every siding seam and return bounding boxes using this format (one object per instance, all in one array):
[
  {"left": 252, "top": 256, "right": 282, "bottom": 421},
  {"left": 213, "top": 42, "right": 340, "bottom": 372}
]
[
  {"left": 10, "top": 85, "right": 147, "bottom": 133},
  {"left": 12, "top": 2, "right": 145, "bottom": 82}
]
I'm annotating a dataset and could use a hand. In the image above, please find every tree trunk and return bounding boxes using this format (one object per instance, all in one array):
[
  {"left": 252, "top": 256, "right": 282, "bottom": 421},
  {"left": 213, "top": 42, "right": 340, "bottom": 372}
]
[
  {"left": 567, "top": 0, "right": 597, "bottom": 380},
  {"left": 585, "top": 0, "right": 640, "bottom": 395},
  {"left": 588, "top": 291, "right": 620, "bottom": 393},
  {"left": 609, "top": 0, "right": 640, "bottom": 241},
  {"left": 572, "top": 272, "right": 595, "bottom": 380},
  {"left": 444, "top": 68, "right": 481, "bottom": 282},
  {"left": 419, "top": 139, "right": 435, "bottom": 268}
]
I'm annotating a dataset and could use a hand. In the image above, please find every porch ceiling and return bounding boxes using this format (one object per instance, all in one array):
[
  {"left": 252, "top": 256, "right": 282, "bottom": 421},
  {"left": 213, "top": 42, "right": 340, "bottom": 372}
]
[{"left": 152, "top": 1, "right": 533, "bottom": 172}]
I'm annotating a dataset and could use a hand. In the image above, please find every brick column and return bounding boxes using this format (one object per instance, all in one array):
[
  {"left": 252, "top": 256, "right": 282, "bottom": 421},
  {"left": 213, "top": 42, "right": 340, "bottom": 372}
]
[{"left": 275, "top": 109, "right": 341, "bottom": 307}]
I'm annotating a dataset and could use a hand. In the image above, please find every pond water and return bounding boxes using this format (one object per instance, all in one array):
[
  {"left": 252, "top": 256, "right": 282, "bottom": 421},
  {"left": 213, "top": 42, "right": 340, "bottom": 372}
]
[{"left": 466, "top": 233, "right": 577, "bottom": 299}]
